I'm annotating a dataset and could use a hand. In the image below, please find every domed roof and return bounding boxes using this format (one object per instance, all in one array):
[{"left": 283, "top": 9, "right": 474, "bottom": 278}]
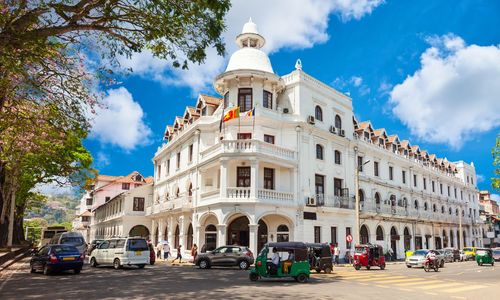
[
  {"left": 225, "top": 18, "right": 273, "bottom": 74},
  {"left": 225, "top": 47, "right": 273, "bottom": 73}
]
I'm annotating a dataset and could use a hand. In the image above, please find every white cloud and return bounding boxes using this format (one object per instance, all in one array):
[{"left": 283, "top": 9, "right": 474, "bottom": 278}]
[
  {"left": 476, "top": 174, "right": 485, "bottom": 183},
  {"left": 491, "top": 194, "right": 500, "bottom": 204},
  {"left": 118, "top": 0, "right": 383, "bottom": 93},
  {"left": 90, "top": 87, "right": 152, "bottom": 150},
  {"left": 389, "top": 34, "right": 500, "bottom": 149},
  {"left": 35, "top": 179, "right": 75, "bottom": 196},
  {"left": 351, "top": 76, "right": 363, "bottom": 87},
  {"left": 96, "top": 151, "right": 110, "bottom": 167}
]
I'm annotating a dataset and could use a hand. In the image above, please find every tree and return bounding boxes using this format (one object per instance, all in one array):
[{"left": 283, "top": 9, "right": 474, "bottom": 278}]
[{"left": 493, "top": 134, "right": 500, "bottom": 191}]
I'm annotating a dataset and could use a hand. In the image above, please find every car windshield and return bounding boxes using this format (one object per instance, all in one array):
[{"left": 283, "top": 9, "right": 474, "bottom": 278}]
[
  {"left": 51, "top": 245, "right": 78, "bottom": 254},
  {"left": 127, "top": 239, "right": 149, "bottom": 251},
  {"left": 60, "top": 237, "right": 84, "bottom": 246},
  {"left": 476, "top": 250, "right": 488, "bottom": 255},
  {"left": 493, "top": 250, "right": 500, "bottom": 255},
  {"left": 413, "top": 250, "right": 428, "bottom": 256},
  {"left": 463, "top": 248, "right": 473, "bottom": 252},
  {"left": 355, "top": 247, "right": 366, "bottom": 254}
]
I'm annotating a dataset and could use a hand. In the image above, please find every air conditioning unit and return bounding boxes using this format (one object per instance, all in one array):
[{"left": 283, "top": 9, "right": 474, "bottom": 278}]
[
  {"left": 307, "top": 115, "right": 315, "bottom": 124},
  {"left": 283, "top": 108, "right": 289, "bottom": 113},
  {"left": 306, "top": 197, "right": 316, "bottom": 206},
  {"left": 340, "top": 129, "right": 345, "bottom": 137},
  {"left": 329, "top": 126, "right": 337, "bottom": 134}
]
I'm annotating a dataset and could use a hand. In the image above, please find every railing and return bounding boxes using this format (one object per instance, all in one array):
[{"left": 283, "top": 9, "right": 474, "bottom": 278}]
[
  {"left": 200, "top": 189, "right": 220, "bottom": 199},
  {"left": 258, "top": 189, "right": 294, "bottom": 202},
  {"left": 312, "top": 194, "right": 354, "bottom": 209},
  {"left": 201, "top": 139, "right": 296, "bottom": 161},
  {"left": 227, "top": 187, "right": 251, "bottom": 198}
]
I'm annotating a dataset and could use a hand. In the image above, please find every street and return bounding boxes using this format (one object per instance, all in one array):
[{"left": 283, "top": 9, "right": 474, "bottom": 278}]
[{"left": 0, "top": 259, "right": 499, "bottom": 299}]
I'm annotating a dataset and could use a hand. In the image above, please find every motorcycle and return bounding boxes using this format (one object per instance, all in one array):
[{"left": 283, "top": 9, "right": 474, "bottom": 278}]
[{"left": 423, "top": 258, "right": 439, "bottom": 272}]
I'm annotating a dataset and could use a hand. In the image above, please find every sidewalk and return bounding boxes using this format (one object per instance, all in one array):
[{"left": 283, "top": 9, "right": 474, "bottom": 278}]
[
  {"left": 0, "top": 247, "right": 31, "bottom": 273},
  {"left": 155, "top": 259, "right": 195, "bottom": 267}
]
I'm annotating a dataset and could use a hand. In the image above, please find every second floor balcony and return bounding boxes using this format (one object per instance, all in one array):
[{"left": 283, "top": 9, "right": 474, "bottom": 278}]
[{"left": 305, "top": 194, "right": 355, "bottom": 209}]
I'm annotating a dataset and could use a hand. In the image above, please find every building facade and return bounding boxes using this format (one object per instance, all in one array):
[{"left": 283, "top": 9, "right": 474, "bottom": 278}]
[
  {"left": 147, "top": 19, "right": 482, "bottom": 259},
  {"left": 73, "top": 171, "right": 152, "bottom": 242},
  {"left": 479, "top": 190, "right": 500, "bottom": 247}
]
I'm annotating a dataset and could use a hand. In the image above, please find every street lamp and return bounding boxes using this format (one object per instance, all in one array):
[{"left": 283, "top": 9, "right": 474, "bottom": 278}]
[{"left": 354, "top": 146, "right": 370, "bottom": 247}]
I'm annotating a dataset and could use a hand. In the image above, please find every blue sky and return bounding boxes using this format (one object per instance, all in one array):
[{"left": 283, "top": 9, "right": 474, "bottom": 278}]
[{"left": 82, "top": 0, "right": 500, "bottom": 195}]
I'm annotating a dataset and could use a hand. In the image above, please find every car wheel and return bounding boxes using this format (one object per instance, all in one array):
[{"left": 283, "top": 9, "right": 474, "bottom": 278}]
[
  {"left": 324, "top": 267, "right": 332, "bottom": 274},
  {"left": 366, "top": 266, "right": 370, "bottom": 270},
  {"left": 90, "top": 257, "right": 98, "bottom": 268},
  {"left": 199, "top": 259, "right": 209, "bottom": 269},
  {"left": 137, "top": 264, "right": 145, "bottom": 269},
  {"left": 379, "top": 264, "right": 385, "bottom": 270},
  {"left": 239, "top": 260, "right": 250, "bottom": 270},
  {"left": 315, "top": 268, "right": 321, "bottom": 273},
  {"left": 354, "top": 264, "right": 361, "bottom": 270},
  {"left": 30, "top": 264, "right": 36, "bottom": 273},
  {"left": 43, "top": 265, "right": 51, "bottom": 275},
  {"left": 440, "top": 261, "right": 444, "bottom": 268},
  {"left": 296, "top": 273, "right": 308, "bottom": 283},
  {"left": 492, "top": 262, "right": 494, "bottom": 266},
  {"left": 74, "top": 268, "right": 81, "bottom": 274},
  {"left": 113, "top": 258, "right": 122, "bottom": 270},
  {"left": 249, "top": 272, "right": 259, "bottom": 281},
  {"left": 406, "top": 265, "right": 412, "bottom": 268}
]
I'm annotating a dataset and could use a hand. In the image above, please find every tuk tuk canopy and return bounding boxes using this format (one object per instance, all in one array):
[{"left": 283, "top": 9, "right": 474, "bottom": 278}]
[{"left": 268, "top": 242, "right": 308, "bottom": 261}]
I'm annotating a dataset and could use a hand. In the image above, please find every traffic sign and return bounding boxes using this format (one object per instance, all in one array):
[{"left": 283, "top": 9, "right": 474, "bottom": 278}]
[{"left": 346, "top": 234, "right": 353, "bottom": 242}]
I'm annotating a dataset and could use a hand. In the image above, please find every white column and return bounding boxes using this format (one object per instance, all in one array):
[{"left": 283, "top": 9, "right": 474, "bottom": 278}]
[
  {"left": 220, "top": 159, "right": 228, "bottom": 198},
  {"left": 249, "top": 224, "right": 259, "bottom": 256},
  {"left": 167, "top": 217, "right": 174, "bottom": 245},
  {"left": 250, "top": 160, "right": 259, "bottom": 198},
  {"left": 150, "top": 219, "right": 156, "bottom": 243},
  {"left": 158, "top": 219, "right": 164, "bottom": 242},
  {"left": 179, "top": 216, "right": 185, "bottom": 250},
  {"left": 217, "top": 224, "right": 226, "bottom": 247}
]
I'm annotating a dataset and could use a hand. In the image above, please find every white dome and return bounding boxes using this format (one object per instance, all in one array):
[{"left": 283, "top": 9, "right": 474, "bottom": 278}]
[
  {"left": 225, "top": 47, "right": 274, "bottom": 73},
  {"left": 241, "top": 19, "right": 259, "bottom": 35}
]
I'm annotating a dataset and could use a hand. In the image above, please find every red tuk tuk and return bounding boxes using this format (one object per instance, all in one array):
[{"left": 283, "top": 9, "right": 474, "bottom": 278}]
[{"left": 353, "top": 243, "right": 385, "bottom": 270}]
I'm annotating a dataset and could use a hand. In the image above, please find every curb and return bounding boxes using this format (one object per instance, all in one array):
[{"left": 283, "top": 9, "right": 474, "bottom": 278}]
[{"left": 0, "top": 248, "right": 31, "bottom": 273}]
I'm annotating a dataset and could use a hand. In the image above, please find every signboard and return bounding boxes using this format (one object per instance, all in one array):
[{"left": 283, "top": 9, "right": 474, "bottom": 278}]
[
  {"left": 486, "top": 232, "right": 495, "bottom": 238},
  {"left": 346, "top": 234, "right": 353, "bottom": 243}
]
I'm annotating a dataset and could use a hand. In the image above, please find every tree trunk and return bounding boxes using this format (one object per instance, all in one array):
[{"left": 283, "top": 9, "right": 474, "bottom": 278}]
[{"left": 7, "top": 183, "right": 15, "bottom": 246}]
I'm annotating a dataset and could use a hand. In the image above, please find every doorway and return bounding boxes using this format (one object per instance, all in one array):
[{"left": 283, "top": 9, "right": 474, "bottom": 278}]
[{"left": 227, "top": 216, "right": 250, "bottom": 246}]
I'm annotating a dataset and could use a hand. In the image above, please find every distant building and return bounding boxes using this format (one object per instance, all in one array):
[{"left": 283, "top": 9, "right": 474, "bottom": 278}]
[
  {"left": 479, "top": 190, "right": 499, "bottom": 247},
  {"left": 72, "top": 171, "right": 152, "bottom": 242},
  {"left": 146, "top": 19, "right": 483, "bottom": 259}
]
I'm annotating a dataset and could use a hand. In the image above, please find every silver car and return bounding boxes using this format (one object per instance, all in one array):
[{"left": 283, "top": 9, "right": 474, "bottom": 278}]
[
  {"left": 406, "top": 249, "right": 445, "bottom": 268},
  {"left": 438, "top": 249, "right": 453, "bottom": 263}
]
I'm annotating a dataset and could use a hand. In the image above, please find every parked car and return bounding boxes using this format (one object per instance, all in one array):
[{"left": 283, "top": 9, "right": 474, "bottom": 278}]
[
  {"left": 492, "top": 248, "right": 500, "bottom": 262},
  {"left": 443, "top": 248, "right": 460, "bottom": 262},
  {"left": 89, "top": 237, "right": 150, "bottom": 269},
  {"left": 435, "top": 250, "right": 446, "bottom": 267},
  {"left": 459, "top": 250, "right": 467, "bottom": 261},
  {"left": 463, "top": 247, "right": 476, "bottom": 260},
  {"left": 406, "top": 249, "right": 445, "bottom": 268},
  {"left": 438, "top": 249, "right": 453, "bottom": 263},
  {"left": 30, "top": 244, "right": 84, "bottom": 275},
  {"left": 48, "top": 231, "right": 86, "bottom": 255},
  {"left": 87, "top": 239, "right": 105, "bottom": 255},
  {"left": 195, "top": 245, "right": 254, "bottom": 270}
]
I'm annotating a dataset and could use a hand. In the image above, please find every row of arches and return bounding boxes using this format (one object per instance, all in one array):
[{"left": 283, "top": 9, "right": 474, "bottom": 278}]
[
  {"left": 315, "top": 106, "right": 343, "bottom": 129},
  {"left": 156, "top": 183, "right": 194, "bottom": 203}
]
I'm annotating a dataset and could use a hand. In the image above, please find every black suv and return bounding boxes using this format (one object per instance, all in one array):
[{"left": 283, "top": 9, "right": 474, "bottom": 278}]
[{"left": 195, "top": 246, "right": 254, "bottom": 270}]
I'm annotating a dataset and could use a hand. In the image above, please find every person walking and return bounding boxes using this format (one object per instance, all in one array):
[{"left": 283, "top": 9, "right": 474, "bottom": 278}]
[
  {"left": 156, "top": 241, "right": 163, "bottom": 260},
  {"left": 329, "top": 243, "right": 335, "bottom": 264},
  {"left": 172, "top": 245, "right": 182, "bottom": 263},
  {"left": 163, "top": 242, "right": 171, "bottom": 260},
  {"left": 191, "top": 244, "right": 198, "bottom": 262},
  {"left": 334, "top": 244, "right": 340, "bottom": 265}
]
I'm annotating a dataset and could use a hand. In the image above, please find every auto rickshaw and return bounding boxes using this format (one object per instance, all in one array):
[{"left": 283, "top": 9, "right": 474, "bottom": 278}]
[
  {"left": 249, "top": 242, "right": 311, "bottom": 283},
  {"left": 476, "top": 248, "right": 494, "bottom": 266},
  {"left": 305, "top": 243, "right": 333, "bottom": 273},
  {"left": 353, "top": 243, "right": 386, "bottom": 270}
]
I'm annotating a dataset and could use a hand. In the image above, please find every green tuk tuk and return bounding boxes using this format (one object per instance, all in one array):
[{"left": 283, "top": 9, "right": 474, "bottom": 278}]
[
  {"left": 476, "top": 248, "right": 494, "bottom": 266},
  {"left": 249, "top": 242, "right": 311, "bottom": 283}
]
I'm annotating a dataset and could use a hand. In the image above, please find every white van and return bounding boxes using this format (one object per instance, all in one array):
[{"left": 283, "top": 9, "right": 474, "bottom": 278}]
[
  {"left": 48, "top": 231, "right": 86, "bottom": 255},
  {"left": 89, "top": 237, "right": 150, "bottom": 269}
]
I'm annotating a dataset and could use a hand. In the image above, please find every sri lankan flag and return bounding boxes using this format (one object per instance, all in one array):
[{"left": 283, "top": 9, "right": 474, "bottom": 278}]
[
  {"left": 244, "top": 107, "right": 255, "bottom": 117},
  {"left": 223, "top": 106, "right": 240, "bottom": 122}
]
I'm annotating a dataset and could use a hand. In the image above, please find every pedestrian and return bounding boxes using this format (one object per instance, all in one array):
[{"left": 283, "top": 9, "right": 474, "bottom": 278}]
[
  {"left": 163, "top": 242, "right": 171, "bottom": 260},
  {"left": 172, "top": 245, "right": 182, "bottom": 263},
  {"left": 329, "top": 243, "right": 335, "bottom": 264},
  {"left": 201, "top": 244, "right": 207, "bottom": 253},
  {"left": 191, "top": 243, "right": 198, "bottom": 262},
  {"left": 156, "top": 240, "right": 163, "bottom": 259},
  {"left": 334, "top": 244, "right": 340, "bottom": 265}
]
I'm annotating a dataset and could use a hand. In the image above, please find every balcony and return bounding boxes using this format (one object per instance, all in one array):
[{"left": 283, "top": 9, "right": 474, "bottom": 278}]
[
  {"left": 201, "top": 139, "right": 296, "bottom": 163},
  {"left": 199, "top": 187, "right": 295, "bottom": 205},
  {"left": 306, "top": 195, "right": 354, "bottom": 209}
]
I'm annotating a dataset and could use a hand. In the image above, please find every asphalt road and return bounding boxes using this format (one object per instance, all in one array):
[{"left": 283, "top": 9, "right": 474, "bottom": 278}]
[{"left": 0, "top": 259, "right": 499, "bottom": 300}]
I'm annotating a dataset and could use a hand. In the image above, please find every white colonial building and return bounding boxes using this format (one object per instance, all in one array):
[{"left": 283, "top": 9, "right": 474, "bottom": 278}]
[{"left": 147, "top": 19, "right": 482, "bottom": 259}]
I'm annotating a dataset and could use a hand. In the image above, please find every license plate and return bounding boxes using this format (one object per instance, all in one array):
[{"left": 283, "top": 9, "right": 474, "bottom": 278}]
[
  {"left": 135, "top": 251, "right": 142, "bottom": 256},
  {"left": 63, "top": 257, "right": 75, "bottom": 261}
]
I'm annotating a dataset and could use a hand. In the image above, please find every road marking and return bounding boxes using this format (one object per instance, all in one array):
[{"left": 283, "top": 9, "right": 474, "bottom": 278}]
[
  {"left": 374, "top": 285, "right": 390, "bottom": 288},
  {"left": 356, "top": 276, "right": 406, "bottom": 282},
  {"left": 442, "top": 285, "right": 486, "bottom": 293},
  {"left": 451, "top": 296, "right": 467, "bottom": 300},
  {"left": 372, "top": 278, "right": 424, "bottom": 284},
  {"left": 425, "top": 292, "right": 438, "bottom": 295},
  {"left": 417, "top": 282, "right": 462, "bottom": 290},
  {"left": 395, "top": 280, "right": 442, "bottom": 286}
]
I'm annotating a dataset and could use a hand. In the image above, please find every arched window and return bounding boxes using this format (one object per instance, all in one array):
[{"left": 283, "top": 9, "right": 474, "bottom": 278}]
[
  {"left": 414, "top": 200, "right": 419, "bottom": 210},
  {"left": 404, "top": 227, "right": 411, "bottom": 250},
  {"left": 316, "top": 144, "right": 324, "bottom": 160},
  {"left": 315, "top": 105, "right": 323, "bottom": 121},
  {"left": 424, "top": 202, "right": 428, "bottom": 211},
  {"left": 165, "top": 192, "right": 170, "bottom": 201},
  {"left": 455, "top": 208, "right": 459, "bottom": 216},
  {"left": 277, "top": 225, "right": 289, "bottom": 242},
  {"left": 186, "top": 223, "right": 193, "bottom": 250},
  {"left": 334, "top": 150, "right": 341, "bottom": 164},
  {"left": 390, "top": 195, "right": 396, "bottom": 207},
  {"left": 188, "top": 183, "right": 193, "bottom": 196},
  {"left": 440, "top": 205, "right": 444, "bottom": 213},
  {"left": 360, "top": 225, "right": 369, "bottom": 244},
  {"left": 174, "top": 225, "right": 180, "bottom": 248},
  {"left": 176, "top": 187, "right": 180, "bottom": 198},
  {"left": 448, "top": 207, "right": 452, "bottom": 215},
  {"left": 205, "top": 224, "right": 217, "bottom": 231},
  {"left": 375, "top": 193, "right": 381, "bottom": 207},
  {"left": 433, "top": 204, "right": 437, "bottom": 212},
  {"left": 358, "top": 189, "right": 365, "bottom": 203},
  {"left": 335, "top": 114, "right": 342, "bottom": 129},
  {"left": 376, "top": 226, "right": 384, "bottom": 240}
]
